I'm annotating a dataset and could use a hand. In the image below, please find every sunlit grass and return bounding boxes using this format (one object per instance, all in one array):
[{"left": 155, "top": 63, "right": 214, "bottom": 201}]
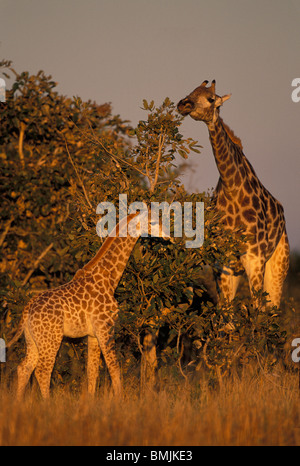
[{"left": 0, "top": 365, "right": 299, "bottom": 446}]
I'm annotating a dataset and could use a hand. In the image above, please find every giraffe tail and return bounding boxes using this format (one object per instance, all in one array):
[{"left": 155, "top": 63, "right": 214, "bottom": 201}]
[{"left": 6, "top": 303, "right": 30, "bottom": 348}]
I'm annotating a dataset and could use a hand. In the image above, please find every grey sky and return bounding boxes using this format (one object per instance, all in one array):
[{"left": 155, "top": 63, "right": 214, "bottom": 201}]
[{"left": 1, "top": 0, "right": 299, "bottom": 250}]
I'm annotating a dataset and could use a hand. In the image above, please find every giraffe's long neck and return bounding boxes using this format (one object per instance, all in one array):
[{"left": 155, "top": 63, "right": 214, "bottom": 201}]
[
  {"left": 81, "top": 213, "right": 141, "bottom": 290},
  {"left": 98, "top": 234, "right": 139, "bottom": 289},
  {"left": 207, "top": 116, "right": 244, "bottom": 193}
]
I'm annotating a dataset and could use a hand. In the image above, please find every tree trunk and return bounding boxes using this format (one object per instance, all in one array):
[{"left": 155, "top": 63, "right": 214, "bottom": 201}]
[{"left": 140, "top": 331, "right": 158, "bottom": 391}]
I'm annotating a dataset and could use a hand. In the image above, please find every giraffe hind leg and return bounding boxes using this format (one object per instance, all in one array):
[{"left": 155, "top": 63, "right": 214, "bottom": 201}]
[
  {"left": 16, "top": 324, "right": 39, "bottom": 399},
  {"left": 33, "top": 332, "right": 63, "bottom": 399},
  {"left": 264, "top": 230, "right": 290, "bottom": 308},
  {"left": 87, "top": 336, "right": 101, "bottom": 395}
]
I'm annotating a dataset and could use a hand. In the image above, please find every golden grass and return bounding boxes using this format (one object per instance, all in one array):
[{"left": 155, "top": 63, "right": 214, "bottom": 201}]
[{"left": 0, "top": 366, "right": 299, "bottom": 446}]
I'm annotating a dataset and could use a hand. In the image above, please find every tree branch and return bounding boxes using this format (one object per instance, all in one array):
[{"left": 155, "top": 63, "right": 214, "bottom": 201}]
[
  {"left": 18, "top": 122, "right": 26, "bottom": 168},
  {"left": 74, "top": 117, "right": 148, "bottom": 179},
  {"left": 150, "top": 132, "right": 166, "bottom": 193},
  {"left": 64, "top": 140, "right": 93, "bottom": 210},
  {"left": 22, "top": 242, "right": 54, "bottom": 286},
  {"left": 0, "top": 217, "right": 14, "bottom": 248}
]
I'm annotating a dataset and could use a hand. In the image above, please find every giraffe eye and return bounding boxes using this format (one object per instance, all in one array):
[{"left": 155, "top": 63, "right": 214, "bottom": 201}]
[{"left": 207, "top": 97, "right": 215, "bottom": 103}]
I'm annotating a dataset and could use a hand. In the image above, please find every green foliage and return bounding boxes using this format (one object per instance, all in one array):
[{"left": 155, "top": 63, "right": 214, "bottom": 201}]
[
  {"left": 0, "top": 61, "right": 292, "bottom": 390},
  {"left": 194, "top": 293, "right": 287, "bottom": 378}
]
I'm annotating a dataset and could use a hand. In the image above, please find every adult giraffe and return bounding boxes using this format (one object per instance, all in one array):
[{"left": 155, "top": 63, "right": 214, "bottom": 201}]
[{"left": 177, "top": 80, "right": 289, "bottom": 307}]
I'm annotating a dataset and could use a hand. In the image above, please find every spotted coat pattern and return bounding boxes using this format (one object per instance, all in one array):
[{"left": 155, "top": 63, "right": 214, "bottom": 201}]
[
  {"left": 178, "top": 80, "right": 289, "bottom": 306},
  {"left": 8, "top": 213, "right": 166, "bottom": 398}
]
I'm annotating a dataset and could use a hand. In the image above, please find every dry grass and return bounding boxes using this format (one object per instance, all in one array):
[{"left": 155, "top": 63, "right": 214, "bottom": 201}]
[{"left": 0, "top": 366, "right": 299, "bottom": 446}]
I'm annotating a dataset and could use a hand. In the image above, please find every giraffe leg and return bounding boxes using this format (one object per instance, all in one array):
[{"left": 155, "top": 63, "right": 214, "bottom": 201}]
[
  {"left": 95, "top": 325, "right": 121, "bottom": 396},
  {"left": 16, "top": 325, "right": 39, "bottom": 399},
  {"left": 264, "top": 230, "right": 290, "bottom": 307},
  {"left": 34, "top": 333, "right": 63, "bottom": 399},
  {"left": 241, "top": 253, "right": 266, "bottom": 308},
  {"left": 218, "top": 265, "right": 242, "bottom": 302},
  {"left": 87, "top": 336, "right": 101, "bottom": 395}
]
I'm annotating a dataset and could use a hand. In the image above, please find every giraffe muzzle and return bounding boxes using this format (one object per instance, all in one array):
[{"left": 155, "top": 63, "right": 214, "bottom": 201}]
[{"left": 177, "top": 98, "right": 194, "bottom": 116}]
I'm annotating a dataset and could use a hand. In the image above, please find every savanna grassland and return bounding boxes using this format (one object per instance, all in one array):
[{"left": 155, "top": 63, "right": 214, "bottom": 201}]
[{"left": 0, "top": 365, "right": 299, "bottom": 446}]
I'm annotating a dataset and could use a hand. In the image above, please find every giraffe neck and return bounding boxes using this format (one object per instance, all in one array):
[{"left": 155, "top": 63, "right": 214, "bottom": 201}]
[
  {"left": 207, "top": 116, "right": 245, "bottom": 193},
  {"left": 97, "top": 234, "right": 139, "bottom": 289},
  {"left": 80, "top": 213, "right": 141, "bottom": 290}
]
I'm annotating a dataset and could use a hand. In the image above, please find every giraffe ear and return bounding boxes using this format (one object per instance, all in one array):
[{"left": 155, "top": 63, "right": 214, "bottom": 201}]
[
  {"left": 200, "top": 80, "right": 209, "bottom": 87},
  {"left": 221, "top": 94, "right": 231, "bottom": 103},
  {"left": 215, "top": 94, "right": 231, "bottom": 108}
]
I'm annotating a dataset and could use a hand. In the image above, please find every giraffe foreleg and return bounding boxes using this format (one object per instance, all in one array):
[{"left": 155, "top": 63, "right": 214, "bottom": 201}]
[
  {"left": 241, "top": 253, "right": 266, "bottom": 308},
  {"left": 95, "top": 323, "right": 122, "bottom": 397},
  {"left": 218, "top": 265, "right": 242, "bottom": 303}
]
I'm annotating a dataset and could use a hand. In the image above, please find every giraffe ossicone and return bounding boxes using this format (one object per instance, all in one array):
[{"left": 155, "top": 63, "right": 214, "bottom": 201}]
[
  {"left": 178, "top": 80, "right": 289, "bottom": 308},
  {"left": 7, "top": 211, "right": 170, "bottom": 399}
]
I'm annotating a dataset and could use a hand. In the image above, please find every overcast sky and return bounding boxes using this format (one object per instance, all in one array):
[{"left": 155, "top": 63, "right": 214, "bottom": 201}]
[{"left": 1, "top": 0, "right": 299, "bottom": 250}]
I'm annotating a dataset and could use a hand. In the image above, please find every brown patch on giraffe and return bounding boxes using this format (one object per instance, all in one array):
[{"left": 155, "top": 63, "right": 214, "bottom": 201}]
[
  {"left": 269, "top": 197, "right": 277, "bottom": 218},
  {"left": 90, "top": 289, "right": 99, "bottom": 299},
  {"left": 251, "top": 246, "right": 259, "bottom": 255},
  {"left": 217, "top": 193, "right": 227, "bottom": 207},
  {"left": 227, "top": 203, "right": 234, "bottom": 215},
  {"left": 243, "top": 179, "right": 252, "bottom": 195},
  {"left": 226, "top": 165, "right": 235, "bottom": 178},
  {"left": 252, "top": 194, "right": 260, "bottom": 210},
  {"left": 234, "top": 172, "right": 242, "bottom": 186},
  {"left": 96, "top": 295, "right": 105, "bottom": 304},
  {"left": 239, "top": 166, "right": 246, "bottom": 178},
  {"left": 257, "top": 220, "right": 265, "bottom": 231},
  {"left": 260, "top": 242, "right": 268, "bottom": 254},
  {"left": 252, "top": 178, "right": 259, "bottom": 191},
  {"left": 226, "top": 216, "right": 234, "bottom": 227},
  {"left": 241, "top": 195, "right": 250, "bottom": 207},
  {"left": 243, "top": 208, "right": 256, "bottom": 223},
  {"left": 73, "top": 296, "right": 80, "bottom": 305},
  {"left": 234, "top": 215, "right": 243, "bottom": 228}
]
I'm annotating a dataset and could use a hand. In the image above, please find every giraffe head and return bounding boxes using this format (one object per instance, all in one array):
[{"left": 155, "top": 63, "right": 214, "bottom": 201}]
[{"left": 177, "top": 80, "right": 231, "bottom": 123}]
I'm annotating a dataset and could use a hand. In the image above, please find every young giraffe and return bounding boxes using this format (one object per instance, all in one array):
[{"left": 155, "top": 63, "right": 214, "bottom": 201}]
[
  {"left": 177, "top": 80, "right": 290, "bottom": 307},
  {"left": 7, "top": 211, "right": 168, "bottom": 399}
]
